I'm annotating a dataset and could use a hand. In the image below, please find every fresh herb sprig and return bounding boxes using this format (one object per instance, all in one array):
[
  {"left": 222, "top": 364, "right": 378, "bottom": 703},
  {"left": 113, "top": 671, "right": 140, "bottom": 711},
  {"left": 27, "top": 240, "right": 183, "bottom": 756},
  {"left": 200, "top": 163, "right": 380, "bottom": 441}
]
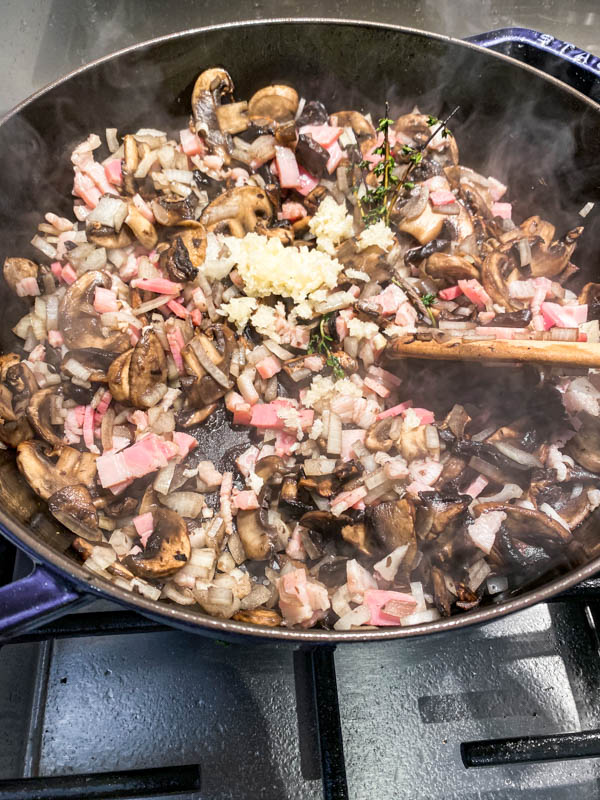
[
  {"left": 357, "top": 103, "right": 399, "bottom": 226},
  {"left": 308, "top": 314, "right": 345, "bottom": 379}
]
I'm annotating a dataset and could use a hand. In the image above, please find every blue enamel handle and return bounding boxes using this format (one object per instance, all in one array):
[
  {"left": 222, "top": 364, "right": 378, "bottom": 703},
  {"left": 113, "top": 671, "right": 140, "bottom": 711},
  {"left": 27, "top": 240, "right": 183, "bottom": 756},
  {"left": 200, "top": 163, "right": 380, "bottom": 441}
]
[
  {"left": 0, "top": 564, "right": 81, "bottom": 642},
  {"left": 466, "top": 27, "right": 600, "bottom": 81}
]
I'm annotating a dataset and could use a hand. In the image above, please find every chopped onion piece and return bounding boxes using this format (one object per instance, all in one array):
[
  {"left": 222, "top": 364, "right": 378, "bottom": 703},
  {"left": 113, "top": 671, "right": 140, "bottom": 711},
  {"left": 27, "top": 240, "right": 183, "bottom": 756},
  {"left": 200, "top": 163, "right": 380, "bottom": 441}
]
[{"left": 493, "top": 441, "right": 542, "bottom": 468}]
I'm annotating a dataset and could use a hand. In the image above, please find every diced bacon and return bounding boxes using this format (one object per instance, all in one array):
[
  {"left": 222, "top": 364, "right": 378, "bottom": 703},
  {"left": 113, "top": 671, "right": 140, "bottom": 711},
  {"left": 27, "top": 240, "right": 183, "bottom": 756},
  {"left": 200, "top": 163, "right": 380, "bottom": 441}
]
[
  {"left": 279, "top": 201, "right": 307, "bottom": 222},
  {"left": 256, "top": 355, "right": 282, "bottom": 380},
  {"left": 233, "top": 403, "right": 253, "bottom": 425},
  {"left": 93, "top": 286, "right": 118, "bottom": 313},
  {"left": 422, "top": 175, "right": 450, "bottom": 192},
  {"left": 278, "top": 568, "right": 330, "bottom": 628},
  {"left": 275, "top": 146, "right": 300, "bottom": 188},
  {"left": 438, "top": 285, "right": 462, "bottom": 301},
  {"left": 412, "top": 408, "right": 434, "bottom": 424},
  {"left": 225, "top": 391, "right": 246, "bottom": 413},
  {"left": 95, "top": 389, "right": 112, "bottom": 418},
  {"left": 166, "top": 299, "right": 189, "bottom": 318},
  {"left": 129, "top": 325, "right": 141, "bottom": 346},
  {"left": 579, "top": 332, "right": 588, "bottom": 342},
  {"left": 232, "top": 490, "right": 259, "bottom": 511},
  {"left": 406, "top": 479, "right": 435, "bottom": 495},
  {"left": 304, "top": 356, "right": 324, "bottom": 372},
  {"left": 48, "top": 330, "right": 64, "bottom": 348},
  {"left": 104, "top": 158, "right": 122, "bottom": 186},
  {"left": 191, "top": 309, "right": 203, "bottom": 327},
  {"left": 458, "top": 279, "right": 492, "bottom": 310},
  {"left": 408, "top": 459, "right": 443, "bottom": 486},
  {"left": 63, "top": 408, "right": 82, "bottom": 444},
  {"left": 180, "top": 128, "right": 205, "bottom": 156},
  {"left": 236, "top": 445, "right": 259, "bottom": 477},
  {"left": 364, "top": 377, "right": 390, "bottom": 398},
  {"left": 346, "top": 559, "right": 377, "bottom": 601},
  {"left": 28, "top": 344, "right": 45, "bottom": 363},
  {"left": 383, "top": 457, "right": 409, "bottom": 481},
  {"left": 133, "top": 278, "right": 182, "bottom": 294},
  {"left": 468, "top": 510, "right": 506, "bottom": 554},
  {"left": 478, "top": 311, "right": 496, "bottom": 324},
  {"left": 364, "top": 589, "right": 417, "bottom": 625},
  {"left": 474, "top": 326, "right": 530, "bottom": 340},
  {"left": 429, "top": 189, "right": 456, "bottom": 206},
  {"left": 220, "top": 471, "right": 234, "bottom": 535},
  {"left": 197, "top": 460, "right": 223, "bottom": 489},
  {"left": 465, "top": 474, "right": 489, "bottom": 499},
  {"left": 488, "top": 176, "right": 507, "bottom": 201},
  {"left": 61, "top": 264, "right": 77, "bottom": 285},
  {"left": 73, "top": 169, "right": 101, "bottom": 208},
  {"left": 50, "top": 262, "right": 63, "bottom": 279},
  {"left": 371, "top": 283, "right": 407, "bottom": 316},
  {"left": 82, "top": 405, "right": 98, "bottom": 453},
  {"left": 325, "top": 140, "right": 344, "bottom": 174},
  {"left": 394, "top": 302, "right": 419, "bottom": 327},
  {"left": 336, "top": 315, "right": 349, "bottom": 341},
  {"left": 119, "top": 254, "right": 138, "bottom": 282},
  {"left": 96, "top": 433, "right": 178, "bottom": 488},
  {"left": 166, "top": 326, "right": 185, "bottom": 374},
  {"left": 15, "top": 277, "right": 40, "bottom": 297},
  {"left": 172, "top": 431, "right": 197, "bottom": 459},
  {"left": 132, "top": 193, "right": 155, "bottom": 223},
  {"left": 491, "top": 202, "right": 512, "bottom": 219},
  {"left": 84, "top": 159, "right": 117, "bottom": 196},
  {"left": 275, "top": 430, "right": 296, "bottom": 457},
  {"left": 340, "top": 428, "right": 366, "bottom": 462},
  {"left": 285, "top": 523, "right": 306, "bottom": 560},
  {"left": 369, "top": 368, "right": 402, "bottom": 391},
  {"left": 376, "top": 401, "right": 412, "bottom": 420},
  {"left": 249, "top": 403, "right": 313, "bottom": 431},
  {"left": 299, "top": 124, "right": 343, "bottom": 148},
  {"left": 128, "top": 410, "right": 148, "bottom": 434},
  {"left": 133, "top": 512, "right": 154, "bottom": 548},
  {"left": 331, "top": 485, "right": 368, "bottom": 515},
  {"left": 541, "top": 302, "right": 587, "bottom": 329}
]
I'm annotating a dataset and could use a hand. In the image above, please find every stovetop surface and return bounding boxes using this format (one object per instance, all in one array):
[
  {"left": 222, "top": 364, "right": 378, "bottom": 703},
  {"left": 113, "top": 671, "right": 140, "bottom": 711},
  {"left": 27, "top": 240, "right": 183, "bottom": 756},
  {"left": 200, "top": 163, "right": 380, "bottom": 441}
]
[{"left": 2, "top": 2, "right": 600, "bottom": 799}]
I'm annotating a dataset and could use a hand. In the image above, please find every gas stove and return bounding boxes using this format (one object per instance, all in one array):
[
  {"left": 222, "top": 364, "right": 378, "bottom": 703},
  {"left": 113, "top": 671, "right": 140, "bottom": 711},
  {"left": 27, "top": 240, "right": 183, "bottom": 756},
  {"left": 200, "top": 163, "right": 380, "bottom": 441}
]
[{"left": 2, "top": 4, "right": 600, "bottom": 799}]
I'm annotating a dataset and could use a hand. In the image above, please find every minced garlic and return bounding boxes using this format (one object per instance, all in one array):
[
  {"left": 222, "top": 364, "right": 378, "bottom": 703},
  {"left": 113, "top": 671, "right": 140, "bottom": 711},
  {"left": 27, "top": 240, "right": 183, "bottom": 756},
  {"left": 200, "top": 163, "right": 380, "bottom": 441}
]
[
  {"left": 309, "top": 196, "right": 354, "bottom": 255},
  {"left": 219, "top": 296, "right": 257, "bottom": 331},
  {"left": 356, "top": 220, "right": 395, "bottom": 252}
]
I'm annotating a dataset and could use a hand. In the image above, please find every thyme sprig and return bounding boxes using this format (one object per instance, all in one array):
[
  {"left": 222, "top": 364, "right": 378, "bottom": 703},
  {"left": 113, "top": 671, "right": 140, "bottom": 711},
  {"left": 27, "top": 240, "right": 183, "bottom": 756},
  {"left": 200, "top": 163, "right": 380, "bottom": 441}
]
[
  {"left": 357, "top": 103, "right": 399, "bottom": 226},
  {"left": 308, "top": 314, "right": 345, "bottom": 380}
]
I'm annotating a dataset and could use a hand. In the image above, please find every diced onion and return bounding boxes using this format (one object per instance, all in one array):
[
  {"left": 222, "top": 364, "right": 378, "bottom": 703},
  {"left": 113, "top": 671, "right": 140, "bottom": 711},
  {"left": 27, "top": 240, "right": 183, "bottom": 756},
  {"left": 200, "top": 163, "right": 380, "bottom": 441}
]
[
  {"left": 326, "top": 412, "right": 342, "bottom": 455},
  {"left": 303, "top": 458, "right": 337, "bottom": 476},
  {"left": 493, "top": 441, "right": 542, "bottom": 468}
]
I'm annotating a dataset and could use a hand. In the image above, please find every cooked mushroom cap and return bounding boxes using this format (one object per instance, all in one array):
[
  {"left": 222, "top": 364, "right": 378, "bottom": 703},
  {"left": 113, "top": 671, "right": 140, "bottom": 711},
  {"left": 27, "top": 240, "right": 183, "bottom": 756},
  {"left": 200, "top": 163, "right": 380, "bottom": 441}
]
[
  {"left": 192, "top": 68, "right": 235, "bottom": 102},
  {"left": 152, "top": 194, "right": 198, "bottom": 227},
  {"left": 329, "top": 110, "right": 375, "bottom": 138},
  {"left": 126, "top": 506, "right": 191, "bottom": 578},
  {"left": 216, "top": 101, "right": 249, "bottom": 135},
  {"left": 87, "top": 226, "right": 133, "bottom": 250},
  {"left": 474, "top": 501, "right": 571, "bottom": 543},
  {"left": 27, "top": 387, "right": 63, "bottom": 446},
  {"left": 200, "top": 186, "right": 272, "bottom": 237},
  {"left": 59, "top": 270, "right": 129, "bottom": 352},
  {"left": 48, "top": 484, "right": 101, "bottom": 541},
  {"left": 366, "top": 498, "right": 417, "bottom": 555},
  {"left": 365, "top": 418, "right": 395, "bottom": 452},
  {"left": 0, "top": 449, "right": 43, "bottom": 524},
  {"left": 129, "top": 329, "right": 167, "bottom": 408},
  {"left": 163, "top": 223, "right": 206, "bottom": 282},
  {"left": 520, "top": 215, "right": 582, "bottom": 278},
  {"left": 3, "top": 257, "right": 38, "bottom": 294},
  {"left": 107, "top": 349, "right": 133, "bottom": 403},
  {"left": 0, "top": 356, "right": 37, "bottom": 423},
  {"left": 425, "top": 252, "right": 480, "bottom": 282},
  {"left": 395, "top": 202, "right": 445, "bottom": 245},
  {"left": 236, "top": 508, "right": 270, "bottom": 560},
  {"left": 248, "top": 85, "right": 298, "bottom": 125},
  {"left": 125, "top": 203, "right": 157, "bottom": 250},
  {"left": 16, "top": 441, "right": 97, "bottom": 501},
  {"left": 481, "top": 251, "right": 519, "bottom": 310}
]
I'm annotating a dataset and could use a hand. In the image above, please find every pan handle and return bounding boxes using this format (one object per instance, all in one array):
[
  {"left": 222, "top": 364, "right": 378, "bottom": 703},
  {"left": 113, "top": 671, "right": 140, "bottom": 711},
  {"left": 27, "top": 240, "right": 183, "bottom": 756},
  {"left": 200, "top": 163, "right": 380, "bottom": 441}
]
[
  {"left": 466, "top": 27, "right": 600, "bottom": 82},
  {"left": 0, "top": 564, "right": 82, "bottom": 643}
]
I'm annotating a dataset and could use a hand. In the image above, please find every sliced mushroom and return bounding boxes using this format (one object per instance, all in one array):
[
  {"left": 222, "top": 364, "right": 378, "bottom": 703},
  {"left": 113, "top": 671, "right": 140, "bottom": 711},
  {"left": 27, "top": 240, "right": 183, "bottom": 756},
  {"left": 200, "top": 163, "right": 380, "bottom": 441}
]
[
  {"left": 86, "top": 226, "right": 133, "bottom": 250},
  {"left": 393, "top": 112, "right": 459, "bottom": 166},
  {"left": 61, "top": 347, "right": 114, "bottom": 383},
  {"left": 365, "top": 418, "right": 395, "bottom": 452},
  {"left": 424, "top": 252, "right": 480, "bottom": 282},
  {"left": 397, "top": 425, "right": 429, "bottom": 463},
  {"left": 27, "top": 387, "right": 63, "bottom": 446},
  {"left": 125, "top": 203, "right": 157, "bottom": 250},
  {"left": 129, "top": 329, "right": 167, "bottom": 408},
  {"left": 176, "top": 402, "right": 218, "bottom": 429},
  {"left": 48, "top": 484, "right": 100, "bottom": 541},
  {"left": 365, "top": 498, "right": 417, "bottom": 556},
  {"left": 340, "top": 521, "right": 376, "bottom": 556},
  {"left": 200, "top": 186, "right": 272, "bottom": 237},
  {"left": 236, "top": 508, "right": 270, "bottom": 560},
  {"left": 481, "top": 251, "right": 519, "bottom": 310},
  {"left": 192, "top": 67, "right": 234, "bottom": 161},
  {"left": 474, "top": 501, "right": 571, "bottom": 544},
  {"left": 431, "top": 566, "right": 452, "bottom": 616},
  {"left": 394, "top": 201, "right": 445, "bottom": 245},
  {"left": 216, "top": 101, "right": 249, "bottom": 135},
  {"left": 299, "top": 510, "right": 353, "bottom": 536},
  {"left": 335, "top": 239, "right": 390, "bottom": 282},
  {"left": 0, "top": 449, "right": 44, "bottom": 524},
  {"left": 107, "top": 349, "right": 132, "bottom": 403},
  {"left": 182, "top": 325, "right": 235, "bottom": 405},
  {"left": 162, "top": 223, "right": 206, "bottom": 282},
  {"left": 233, "top": 608, "right": 282, "bottom": 626},
  {"left": 16, "top": 441, "right": 97, "bottom": 501},
  {"left": 566, "top": 411, "right": 600, "bottom": 473},
  {"left": 126, "top": 506, "right": 190, "bottom": 578},
  {"left": 3, "top": 257, "right": 38, "bottom": 294},
  {"left": 520, "top": 216, "right": 582, "bottom": 278},
  {"left": 248, "top": 84, "right": 298, "bottom": 126},
  {"left": 59, "top": 271, "right": 129, "bottom": 352},
  {"left": 254, "top": 454, "right": 288, "bottom": 485},
  {"left": 152, "top": 193, "right": 198, "bottom": 227},
  {"left": 295, "top": 134, "right": 329, "bottom": 178},
  {"left": 0, "top": 357, "right": 37, "bottom": 422},
  {"left": 415, "top": 491, "right": 469, "bottom": 541},
  {"left": 329, "top": 110, "right": 375, "bottom": 138}
]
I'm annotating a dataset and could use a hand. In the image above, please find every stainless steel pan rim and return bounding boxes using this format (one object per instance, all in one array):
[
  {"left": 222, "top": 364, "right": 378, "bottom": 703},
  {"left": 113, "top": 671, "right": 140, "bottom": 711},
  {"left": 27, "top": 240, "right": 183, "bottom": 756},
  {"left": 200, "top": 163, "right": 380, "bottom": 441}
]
[{"left": 2, "top": 17, "right": 599, "bottom": 642}]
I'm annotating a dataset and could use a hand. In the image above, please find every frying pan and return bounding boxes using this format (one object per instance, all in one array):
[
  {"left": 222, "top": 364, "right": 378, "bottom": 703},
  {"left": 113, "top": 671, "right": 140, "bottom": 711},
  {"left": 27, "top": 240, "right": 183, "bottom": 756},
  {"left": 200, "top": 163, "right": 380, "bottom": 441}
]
[{"left": 1, "top": 19, "right": 600, "bottom": 644}]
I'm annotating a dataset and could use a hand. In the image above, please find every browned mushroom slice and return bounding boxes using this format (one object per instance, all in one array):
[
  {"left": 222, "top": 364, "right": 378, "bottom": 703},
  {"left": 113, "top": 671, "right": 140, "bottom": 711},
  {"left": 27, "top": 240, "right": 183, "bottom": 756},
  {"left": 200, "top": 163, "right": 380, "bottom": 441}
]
[
  {"left": 200, "top": 186, "right": 272, "bottom": 237},
  {"left": 125, "top": 202, "right": 158, "bottom": 249},
  {"left": 176, "top": 402, "right": 219, "bottom": 429},
  {"left": 520, "top": 215, "right": 582, "bottom": 278},
  {"left": 335, "top": 239, "right": 390, "bottom": 282},
  {"left": 248, "top": 85, "right": 298, "bottom": 126},
  {"left": 151, "top": 193, "right": 198, "bottom": 227},
  {"left": 182, "top": 326, "right": 235, "bottom": 405},
  {"left": 431, "top": 566, "right": 452, "bottom": 616},
  {"left": 0, "top": 449, "right": 44, "bottom": 524},
  {"left": 16, "top": 441, "right": 97, "bottom": 501},
  {"left": 232, "top": 608, "right": 282, "bottom": 626},
  {"left": 59, "top": 271, "right": 129, "bottom": 352},
  {"left": 192, "top": 67, "right": 235, "bottom": 161},
  {"left": 298, "top": 474, "right": 337, "bottom": 497},
  {"left": 481, "top": 251, "right": 519, "bottom": 310},
  {"left": 129, "top": 329, "right": 167, "bottom": 408},
  {"left": 27, "top": 387, "right": 63, "bottom": 446},
  {"left": 126, "top": 506, "right": 190, "bottom": 579},
  {"left": 365, "top": 418, "right": 396, "bottom": 453},
  {"left": 236, "top": 508, "right": 270, "bottom": 560},
  {"left": 299, "top": 510, "right": 353, "bottom": 536},
  {"left": 578, "top": 282, "right": 600, "bottom": 310},
  {"left": 397, "top": 424, "right": 429, "bottom": 463},
  {"left": 329, "top": 110, "right": 375, "bottom": 138},
  {"left": 107, "top": 349, "right": 133, "bottom": 403},
  {"left": 566, "top": 411, "right": 600, "bottom": 473},
  {"left": 394, "top": 202, "right": 445, "bottom": 245},
  {"left": 424, "top": 252, "right": 480, "bottom": 282},
  {"left": 474, "top": 501, "right": 571, "bottom": 544},
  {"left": 216, "top": 101, "right": 249, "bottom": 135},
  {"left": 48, "top": 484, "right": 101, "bottom": 541},
  {"left": 3, "top": 257, "right": 38, "bottom": 294},
  {"left": 87, "top": 226, "right": 133, "bottom": 250},
  {"left": 365, "top": 498, "right": 417, "bottom": 557},
  {"left": 415, "top": 492, "right": 469, "bottom": 541},
  {"left": 393, "top": 112, "right": 459, "bottom": 166},
  {"left": 162, "top": 223, "right": 207, "bottom": 282},
  {"left": 0, "top": 357, "right": 38, "bottom": 421},
  {"left": 340, "top": 521, "right": 376, "bottom": 557},
  {"left": 61, "top": 348, "right": 114, "bottom": 383}
]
